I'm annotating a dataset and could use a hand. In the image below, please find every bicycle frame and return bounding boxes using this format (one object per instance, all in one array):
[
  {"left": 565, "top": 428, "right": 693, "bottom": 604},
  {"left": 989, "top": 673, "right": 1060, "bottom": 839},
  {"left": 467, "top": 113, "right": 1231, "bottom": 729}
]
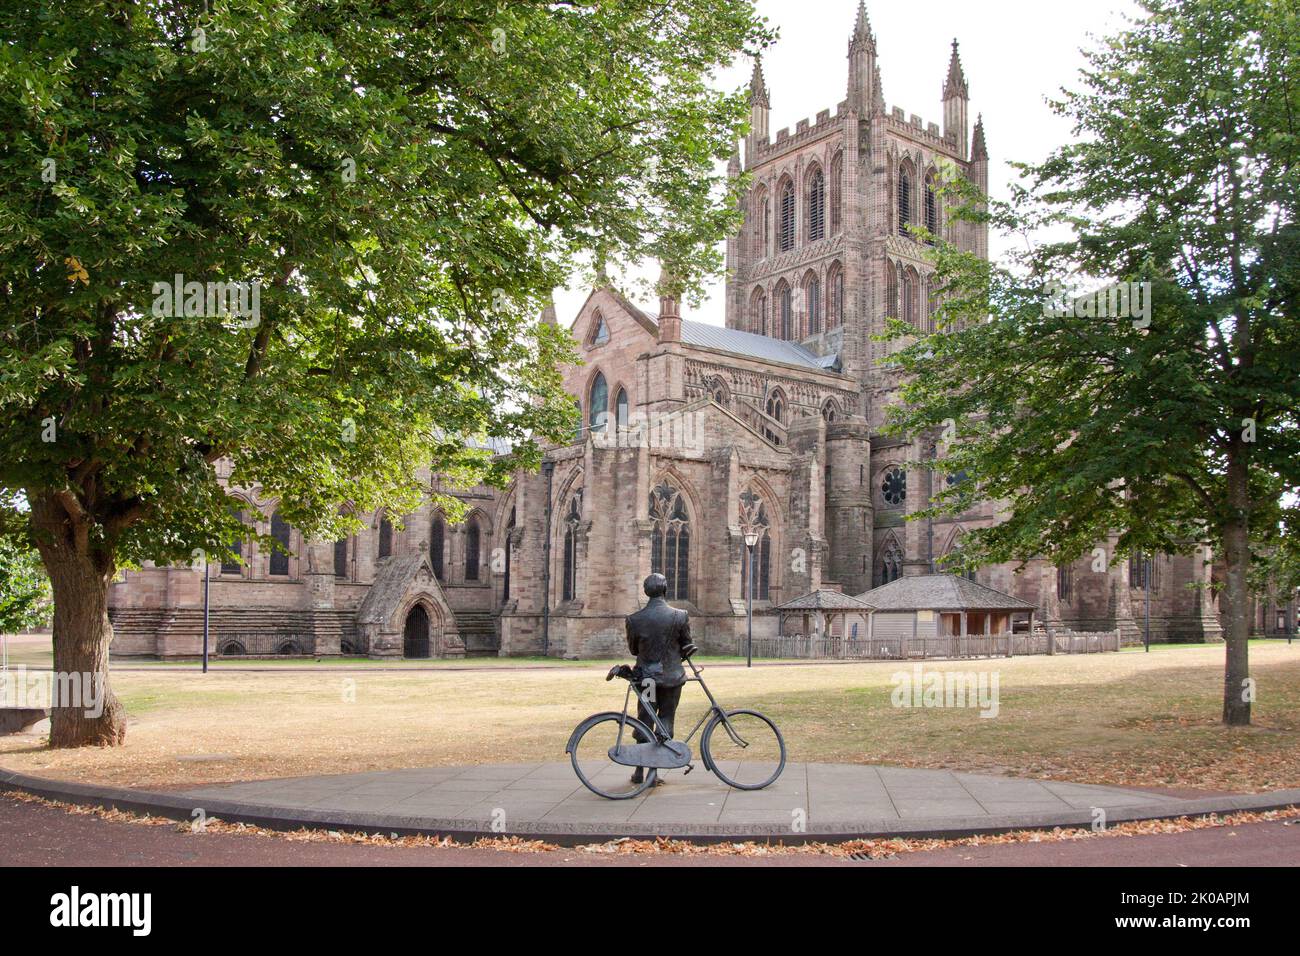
[{"left": 618, "top": 658, "right": 751, "bottom": 750}]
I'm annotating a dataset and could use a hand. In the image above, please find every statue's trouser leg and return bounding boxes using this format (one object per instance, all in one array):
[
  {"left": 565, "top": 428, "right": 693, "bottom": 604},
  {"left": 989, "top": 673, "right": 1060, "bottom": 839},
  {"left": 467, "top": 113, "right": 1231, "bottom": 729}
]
[{"left": 632, "top": 683, "right": 683, "bottom": 781}]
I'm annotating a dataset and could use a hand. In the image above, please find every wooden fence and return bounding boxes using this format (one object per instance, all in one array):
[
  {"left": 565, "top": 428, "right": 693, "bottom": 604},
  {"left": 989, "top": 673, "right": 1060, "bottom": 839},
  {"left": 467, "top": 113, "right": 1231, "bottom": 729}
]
[{"left": 737, "top": 630, "right": 1119, "bottom": 661}]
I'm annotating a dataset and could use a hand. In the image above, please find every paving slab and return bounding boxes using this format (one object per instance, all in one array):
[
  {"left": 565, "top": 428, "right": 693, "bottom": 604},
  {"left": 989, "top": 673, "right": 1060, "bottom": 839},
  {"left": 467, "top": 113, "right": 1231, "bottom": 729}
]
[
  {"left": 6, "top": 763, "right": 1298, "bottom": 845},
  {"left": 171, "top": 761, "right": 1230, "bottom": 839}
]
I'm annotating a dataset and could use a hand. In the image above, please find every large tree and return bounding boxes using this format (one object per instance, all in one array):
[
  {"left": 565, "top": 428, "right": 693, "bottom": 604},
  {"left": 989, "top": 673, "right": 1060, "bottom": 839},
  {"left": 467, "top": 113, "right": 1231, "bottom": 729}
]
[
  {"left": 886, "top": 0, "right": 1299, "bottom": 725},
  {"left": 0, "top": 0, "right": 769, "bottom": 746}
]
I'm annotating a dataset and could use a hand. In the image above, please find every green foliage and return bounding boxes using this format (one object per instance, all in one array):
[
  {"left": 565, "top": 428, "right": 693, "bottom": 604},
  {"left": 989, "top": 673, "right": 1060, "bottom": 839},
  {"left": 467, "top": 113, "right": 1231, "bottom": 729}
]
[
  {"left": 884, "top": 0, "right": 1299, "bottom": 578},
  {"left": 0, "top": 0, "right": 770, "bottom": 568},
  {"left": 0, "top": 510, "right": 52, "bottom": 633}
]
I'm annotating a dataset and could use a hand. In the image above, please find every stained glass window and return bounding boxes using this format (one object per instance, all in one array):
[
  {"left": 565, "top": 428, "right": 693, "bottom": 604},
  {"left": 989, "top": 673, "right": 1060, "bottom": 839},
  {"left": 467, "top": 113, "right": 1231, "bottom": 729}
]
[
  {"left": 465, "top": 517, "right": 481, "bottom": 580},
  {"left": 649, "top": 483, "right": 690, "bottom": 601},
  {"left": 222, "top": 506, "right": 245, "bottom": 574},
  {"left": 270, "top": 511, "right": 291, "bottom": 575},
  {"left": 431, "top": 515, "right": 444, "bottom": 580},
  {"left": 877, "top": 537, "right": 904, "bottom": 586},
  {"left": 882, "top": 467, "right": 907, "bottom": 507},
  {"left": 562, "top": 492, "right": 583, "bottom": 601},
  {"left": 589, "top": 372, "right": 608, "bottom": 433}
]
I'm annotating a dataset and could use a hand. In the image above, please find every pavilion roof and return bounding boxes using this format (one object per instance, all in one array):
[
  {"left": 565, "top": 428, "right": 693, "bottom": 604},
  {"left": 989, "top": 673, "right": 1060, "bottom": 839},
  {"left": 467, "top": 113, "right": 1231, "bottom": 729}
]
[
  {"left": 855, "top": 575, "right": 1037, "bottom": 612},
  {"left": 774, "top": 589, "right": 877, "bottom": 612}
]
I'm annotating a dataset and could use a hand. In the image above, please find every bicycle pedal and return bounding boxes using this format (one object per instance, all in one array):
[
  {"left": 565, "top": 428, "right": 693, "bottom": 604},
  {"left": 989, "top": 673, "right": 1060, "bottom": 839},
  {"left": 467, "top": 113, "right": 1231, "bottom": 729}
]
[{"left": 684, "top": 764, "right": 694, "bottom": 775}]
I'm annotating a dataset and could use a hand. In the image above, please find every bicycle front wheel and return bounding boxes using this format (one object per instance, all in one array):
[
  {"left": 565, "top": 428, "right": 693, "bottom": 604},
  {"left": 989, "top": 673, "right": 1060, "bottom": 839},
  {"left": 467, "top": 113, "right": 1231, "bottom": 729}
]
[
  {"left": 568, "top": 712, "right": 657, "bottom": 800},
  {"left": 702, "top": 709, "right": 786, "bottom": 791}
]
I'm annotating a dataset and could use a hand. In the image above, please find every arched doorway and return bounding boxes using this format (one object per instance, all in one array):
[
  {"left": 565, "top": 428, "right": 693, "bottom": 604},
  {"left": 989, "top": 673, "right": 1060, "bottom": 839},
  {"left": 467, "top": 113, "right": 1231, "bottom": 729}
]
[{"left": 403, "top": 605, "right": 431, "bottom": 659}]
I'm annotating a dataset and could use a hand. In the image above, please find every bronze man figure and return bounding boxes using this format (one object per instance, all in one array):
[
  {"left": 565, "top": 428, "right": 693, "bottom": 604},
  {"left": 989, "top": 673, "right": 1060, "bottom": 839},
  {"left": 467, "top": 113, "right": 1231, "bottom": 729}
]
[{"left": 623, "top": 572, "right": 697, "bottom": 786}]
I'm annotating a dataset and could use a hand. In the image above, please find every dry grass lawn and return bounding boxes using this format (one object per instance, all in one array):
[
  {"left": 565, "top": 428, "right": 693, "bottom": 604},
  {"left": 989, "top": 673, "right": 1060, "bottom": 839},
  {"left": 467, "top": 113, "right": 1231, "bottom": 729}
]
[{"left": 1, "top": 642, "right": 1297, "bottom": 794}]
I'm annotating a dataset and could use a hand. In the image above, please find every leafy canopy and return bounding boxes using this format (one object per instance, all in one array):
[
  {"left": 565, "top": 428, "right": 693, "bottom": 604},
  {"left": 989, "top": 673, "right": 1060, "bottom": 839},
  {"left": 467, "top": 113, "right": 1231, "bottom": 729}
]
[
  {"left": 885, "top": 0, "right": 1299, "bottom": 578},
  {"left": 0, "top": 0, "right": 771, "bottom": 566}
]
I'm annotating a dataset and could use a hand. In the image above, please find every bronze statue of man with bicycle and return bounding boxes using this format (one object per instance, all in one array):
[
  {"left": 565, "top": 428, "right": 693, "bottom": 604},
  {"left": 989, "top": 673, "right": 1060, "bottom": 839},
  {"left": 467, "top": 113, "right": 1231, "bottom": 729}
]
[
  {"left": 567, "top": 573, "right": 786, "bottom": 800},
  {"left": 610, "top": 572, "right": 696, "bottom": 787}
]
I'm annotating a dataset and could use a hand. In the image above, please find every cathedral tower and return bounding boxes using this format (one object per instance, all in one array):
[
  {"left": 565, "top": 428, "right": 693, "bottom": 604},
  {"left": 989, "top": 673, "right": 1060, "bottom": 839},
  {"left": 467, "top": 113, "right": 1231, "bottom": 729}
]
[{"left": 724, "top": 2, "right": 990, "bottom": 592}]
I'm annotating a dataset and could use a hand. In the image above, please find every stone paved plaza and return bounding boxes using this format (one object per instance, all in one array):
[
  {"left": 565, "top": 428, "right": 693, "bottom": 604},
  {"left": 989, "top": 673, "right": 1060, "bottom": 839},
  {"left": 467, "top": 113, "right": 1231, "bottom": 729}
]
[{"left": 182, "top": 762, "right": 1181, "bottom": 838}]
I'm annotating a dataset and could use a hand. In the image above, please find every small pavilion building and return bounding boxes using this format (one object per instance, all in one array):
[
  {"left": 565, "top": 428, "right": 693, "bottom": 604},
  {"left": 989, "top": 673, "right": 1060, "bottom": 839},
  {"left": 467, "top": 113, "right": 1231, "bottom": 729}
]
[
  {"left": 854, "top": 574, "right": 1037, "bottom": 641},
  {"left": 774, "top": 589, "right": 876, "bottom": 641}
]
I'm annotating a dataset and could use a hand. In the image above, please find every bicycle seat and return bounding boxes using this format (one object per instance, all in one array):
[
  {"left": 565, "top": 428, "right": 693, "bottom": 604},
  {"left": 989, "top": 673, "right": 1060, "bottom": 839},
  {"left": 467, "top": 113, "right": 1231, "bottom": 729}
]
[{"left": 605, "top": 664, "right": 636, "bottom": 682}]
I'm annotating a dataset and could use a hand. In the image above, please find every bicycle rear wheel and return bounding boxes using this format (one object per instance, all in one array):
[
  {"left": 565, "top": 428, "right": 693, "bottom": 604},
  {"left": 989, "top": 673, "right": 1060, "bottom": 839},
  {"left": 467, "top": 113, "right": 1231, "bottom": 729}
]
[
  {"left": 568, "top": 712, "right": 657, "bottom": 800},
  {"left": 702, "top": 709, "right": 786, "bottom": 790}
]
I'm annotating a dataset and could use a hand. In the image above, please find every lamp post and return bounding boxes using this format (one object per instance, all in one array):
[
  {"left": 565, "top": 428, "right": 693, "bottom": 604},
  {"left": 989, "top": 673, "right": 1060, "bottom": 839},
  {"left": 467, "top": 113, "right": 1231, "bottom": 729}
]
[
  {"left": 202, "top": 557, "right": 211, "bottom": 673},
  {"left": 744, "top": 531, "right": 759, "bottom": 668}
]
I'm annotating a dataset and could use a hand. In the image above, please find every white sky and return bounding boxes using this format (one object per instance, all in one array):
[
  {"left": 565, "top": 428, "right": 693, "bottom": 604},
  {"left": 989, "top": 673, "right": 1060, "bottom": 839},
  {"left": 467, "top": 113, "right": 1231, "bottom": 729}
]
[{"left": 553, "top": 0, "right": 1140, "bottom": 327}]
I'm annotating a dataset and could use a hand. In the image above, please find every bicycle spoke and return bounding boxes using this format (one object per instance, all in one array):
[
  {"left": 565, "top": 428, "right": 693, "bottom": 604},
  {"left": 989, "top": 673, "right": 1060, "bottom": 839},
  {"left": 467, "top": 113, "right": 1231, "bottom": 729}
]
[
  {"left": 704, "top": 710, "right": 785, "bottom": 790},
  {"left": 570, "top": 715, "right": 655, "bottom": 799}
]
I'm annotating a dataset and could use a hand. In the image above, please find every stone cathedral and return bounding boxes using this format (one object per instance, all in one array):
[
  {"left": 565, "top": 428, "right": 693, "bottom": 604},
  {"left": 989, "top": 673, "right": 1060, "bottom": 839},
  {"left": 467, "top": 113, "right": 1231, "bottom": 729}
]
[{"left": 111, "top": 6, "right": 1272, "bottom": 661}]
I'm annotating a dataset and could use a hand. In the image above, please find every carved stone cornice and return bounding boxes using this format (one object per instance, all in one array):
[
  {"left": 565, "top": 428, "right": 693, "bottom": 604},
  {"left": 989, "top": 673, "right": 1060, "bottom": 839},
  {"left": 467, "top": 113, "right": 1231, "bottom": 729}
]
[{"left": 745, "top": 234, "right": 845, "bottom": 281}]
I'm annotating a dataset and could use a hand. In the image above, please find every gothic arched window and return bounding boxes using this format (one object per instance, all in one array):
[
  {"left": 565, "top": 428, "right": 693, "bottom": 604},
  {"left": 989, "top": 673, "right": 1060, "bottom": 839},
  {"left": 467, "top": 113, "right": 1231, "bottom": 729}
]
[
  {"left": 926, "top": 274, "right": 938, "bottom": 334},
  {"left": 503, "top": 506, "right": 516, "bottom": 600},
  {"left": 762, "top": 198, "right": 770, "bottom": 257},
  {"left": 1129, "top": 554, "right": 1160, "bottom": 591},
  {"left": 924, "top": 174, "right": 939, "bottom": 245},
  {"left": 738, "top": 489, "right": 772, "bottom": 600},
  {"left": 615, "top": 387, "right": 629, "bottom": 429},
  {"left": 588, "top": 372, "right": 609, "bottom": 433},
  {"left": 827, "top": 262, "right": 844, "bottom": 329},
  {"left": 270, "top": 510, "right": 291, "bottom": 576},
  {"left": 431, "top": 514, "right": 445, "bottom": 580},
  {"left": 805, "top": 274, "right": 821, "bottom": 335},
  {"left": 903, "top": 271, "right": 917, "bottom": 328},
  {"left": 333, "top": 536, "right": 348, "bottom": 578},
  {"left": 877, "top": 537, "right": 904, "bottom": 587},
  {"left": 765, "top": 390, "right": 785, "bottom": 424},
  {"left": 465, "top": 517, "right": 481, "bottom": 581},
  {"left": 221, "top": 505, "right": 246, "bottom": 574},
  {"left": 897, "top": 167, "right": 913, "bottom": 237},
  {"left": 1057, "top": 564, "right": 1073, "bottom": 603},
  {"left": 830, "top": 153, "right": 843, "bottom": 235},
  {"left": 562, "top": 492, "right": 582, "bottom": 602},
  {"left": 753, "top": 187, "right": 769, "bottom": 258},
  {"left": 649, "top": 483, "right": 690, "bottom": 601},
  {"left": 750, "top": 289, "right": 767, "bottom": 336},
  {"left": 807, "top": 168, "right": 825, "bottom": 242},
  {"left": 779, "top": 180, "right": 796, "bottom": 252},
  {"left": 378, "top": 516, "right": 393, "bottom": 559},
  {"left": 886, "top": 260, "right": 898, "bottom": 320},
  {"left": 707, "top": 376, "right": 729, "bottom": 407},
  {"left": 778, "top": 284, "right": 792, "bottom": 339},
  {"left": 881, "top": 466, "right": 907, "bottom": 508},
  {"left": 590, "top": 311, "right": 610, "bottom": 346}
]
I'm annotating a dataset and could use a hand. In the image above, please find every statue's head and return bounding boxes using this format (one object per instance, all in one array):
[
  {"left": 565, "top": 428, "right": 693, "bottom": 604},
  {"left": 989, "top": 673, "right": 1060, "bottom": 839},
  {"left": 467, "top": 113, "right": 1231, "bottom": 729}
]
[{"left": 643, "top": 573, "right": 668, "bottom": 598}]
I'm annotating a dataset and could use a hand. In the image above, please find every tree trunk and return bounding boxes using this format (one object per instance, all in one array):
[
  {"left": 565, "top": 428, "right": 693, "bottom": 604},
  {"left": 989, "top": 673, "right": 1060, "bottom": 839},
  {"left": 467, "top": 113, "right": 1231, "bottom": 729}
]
[
  {"left": 28, "top": 495, "right": 127, "bottom": 748},
  {"left": 1220, "top": 453, "right": 1252, "bottom": 727}
]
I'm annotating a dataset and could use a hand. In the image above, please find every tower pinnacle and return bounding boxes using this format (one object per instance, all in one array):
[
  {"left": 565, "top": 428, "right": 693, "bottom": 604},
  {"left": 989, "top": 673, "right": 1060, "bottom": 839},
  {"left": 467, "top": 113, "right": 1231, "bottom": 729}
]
[
  {"left": 943, "top": 38, "right": 968, "bottom": 101},
  {"left": 748, "top": 57, "right": 769, "bottom": 108},
  {"left": 850, "top": 1, "right": 876, "bottom": 52},
  {"left": 971, "top": 114, "right": 988, "bottom": 161}
]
